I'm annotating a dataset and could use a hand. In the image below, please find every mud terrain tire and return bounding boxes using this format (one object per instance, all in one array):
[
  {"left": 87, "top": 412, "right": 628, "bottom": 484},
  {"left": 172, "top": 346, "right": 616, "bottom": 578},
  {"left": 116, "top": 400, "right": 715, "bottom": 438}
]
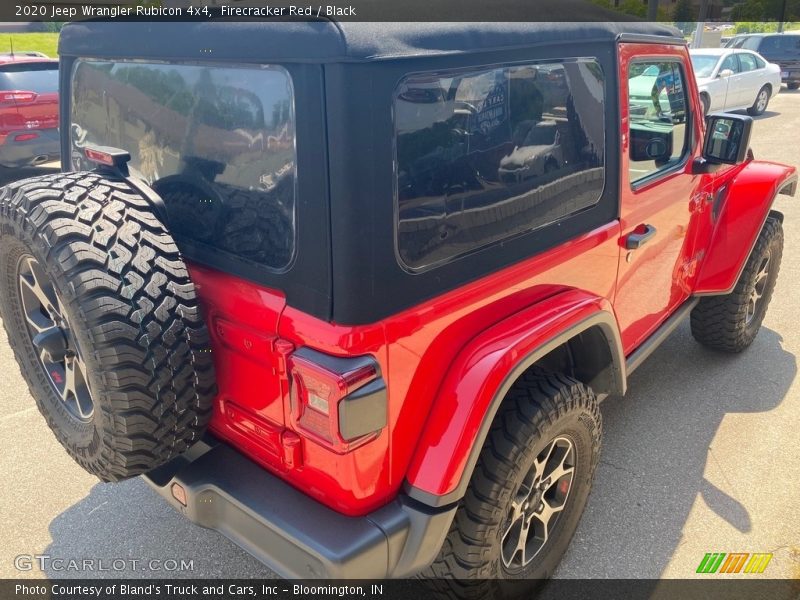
[
  {"left": 0, "top": 172, "right": 215, "bottom": 481},
  {"left": 691, "top": 216, "right": 783, "bottom": 353},
  {"left": 421, "top": 368, "right": 602, "bottom": 598}
]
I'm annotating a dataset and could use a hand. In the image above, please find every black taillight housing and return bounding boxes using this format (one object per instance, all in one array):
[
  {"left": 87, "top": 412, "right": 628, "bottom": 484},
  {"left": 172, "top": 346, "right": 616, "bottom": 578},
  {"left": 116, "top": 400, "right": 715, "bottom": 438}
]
[{"left": 287, "top": 348, "right": 387, "bottom": 453}]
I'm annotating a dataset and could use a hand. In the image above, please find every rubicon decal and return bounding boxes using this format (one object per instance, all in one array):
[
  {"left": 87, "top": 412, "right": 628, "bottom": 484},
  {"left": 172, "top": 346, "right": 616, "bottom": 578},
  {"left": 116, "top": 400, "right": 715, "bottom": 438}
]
[{"left": 696, "top": 552, "right": 773, "bottom": 574}]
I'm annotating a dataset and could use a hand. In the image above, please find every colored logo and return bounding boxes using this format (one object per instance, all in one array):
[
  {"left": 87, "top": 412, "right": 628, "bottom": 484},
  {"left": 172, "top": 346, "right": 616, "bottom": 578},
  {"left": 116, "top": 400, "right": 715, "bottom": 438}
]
[{"left": 696, "top": 552, "right": 772, "bottom": 574}]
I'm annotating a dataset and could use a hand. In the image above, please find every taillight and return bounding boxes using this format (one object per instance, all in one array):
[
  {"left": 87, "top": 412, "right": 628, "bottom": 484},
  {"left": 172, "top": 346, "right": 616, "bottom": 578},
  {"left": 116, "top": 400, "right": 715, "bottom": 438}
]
[
  {"left": 84, "top": 147, "right": 115, "bottom": 166},
  {"left": 82, "top": 145, "right": 132, "bottom": 175},
  {"left": 0, "top": 91, "right": 38, "bottom": 104},
  {"left": 287, "top": 348, "right": 387, "bottom": 454}
]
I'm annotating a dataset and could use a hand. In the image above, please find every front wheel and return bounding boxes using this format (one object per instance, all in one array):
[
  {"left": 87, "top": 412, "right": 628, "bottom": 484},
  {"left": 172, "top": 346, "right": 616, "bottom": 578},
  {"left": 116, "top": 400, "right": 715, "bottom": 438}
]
[
  {"left": 691, "top": 216, "right": 783, "bottom": 352},
  {"left": 421, "top": 368, "right": 601, "bottom": 597}
]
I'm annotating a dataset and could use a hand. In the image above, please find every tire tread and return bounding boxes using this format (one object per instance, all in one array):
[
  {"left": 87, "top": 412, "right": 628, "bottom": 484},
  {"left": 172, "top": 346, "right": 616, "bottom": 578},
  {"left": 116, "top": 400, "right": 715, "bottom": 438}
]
[{"left": 0, "top": 172, "right": 215, "bottom": 481}]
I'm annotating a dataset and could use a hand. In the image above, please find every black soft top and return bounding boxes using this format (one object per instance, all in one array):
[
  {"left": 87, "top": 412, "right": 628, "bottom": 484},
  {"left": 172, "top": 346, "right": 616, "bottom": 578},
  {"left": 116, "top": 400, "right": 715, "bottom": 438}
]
[{"left": 59, "top": 21, "right": 683, "bottom": 63}]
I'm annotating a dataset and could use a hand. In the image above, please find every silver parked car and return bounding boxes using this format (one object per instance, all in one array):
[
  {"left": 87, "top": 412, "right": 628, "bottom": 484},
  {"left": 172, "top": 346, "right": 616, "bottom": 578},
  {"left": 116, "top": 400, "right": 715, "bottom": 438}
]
[{"left": 690, "top": 48, "right": 782, "bottom": 116}]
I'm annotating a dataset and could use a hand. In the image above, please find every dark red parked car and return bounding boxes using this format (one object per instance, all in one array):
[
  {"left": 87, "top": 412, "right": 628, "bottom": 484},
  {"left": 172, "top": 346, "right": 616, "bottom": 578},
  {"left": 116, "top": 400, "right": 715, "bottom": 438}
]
[
  {"left": 0, "top": 54, "right": 59, "bottom": 168},
  {"left": 0, "top": 21, "right": 797, "bottom": 594}
]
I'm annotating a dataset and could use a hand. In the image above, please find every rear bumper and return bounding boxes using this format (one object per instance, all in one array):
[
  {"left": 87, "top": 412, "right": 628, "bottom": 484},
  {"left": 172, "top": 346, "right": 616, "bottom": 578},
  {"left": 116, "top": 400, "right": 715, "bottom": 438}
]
[
  {"left": 778, "top": 69, "right": 800, "bottom": 84},
  {"left": 0, "top": 128, "right": 60, "bottom": 168},
  {"left": 143, "top": 438, "right": 456, "bottom": 579}
]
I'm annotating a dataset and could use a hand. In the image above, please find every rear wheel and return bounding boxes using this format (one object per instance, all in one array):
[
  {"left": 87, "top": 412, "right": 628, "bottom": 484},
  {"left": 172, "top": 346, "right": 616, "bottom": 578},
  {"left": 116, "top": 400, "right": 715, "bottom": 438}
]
[
  {"left": 787, "top": 82, "right": 800, "bottom": 91},
  {"left": 421, "top": 368, "right": 601, "bottom": 598},
  {"left": 691, "top": 216, "right": 783, "bottom": 353},
  {"left": 747, "top": 85, "right": 771, "bottom": 116},
  {"left": 0, "top": 172, "right": 216, "bottom": 481}
]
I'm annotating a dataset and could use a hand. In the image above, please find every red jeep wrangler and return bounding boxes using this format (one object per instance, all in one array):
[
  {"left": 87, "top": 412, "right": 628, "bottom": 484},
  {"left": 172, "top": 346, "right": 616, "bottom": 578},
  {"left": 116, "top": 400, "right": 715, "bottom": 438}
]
[{"left": 0, "top": 21, "right": 796, "bottom": 588}]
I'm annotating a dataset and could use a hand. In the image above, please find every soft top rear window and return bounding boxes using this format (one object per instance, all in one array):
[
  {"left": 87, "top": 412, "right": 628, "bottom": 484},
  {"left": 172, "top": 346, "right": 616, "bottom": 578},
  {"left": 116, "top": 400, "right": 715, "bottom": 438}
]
[
  {"left": 70, "top": 60, "right": 296, "bottom": 271},
  {"left": 0, "top": 63, "right": 58, "bottom": 94}
]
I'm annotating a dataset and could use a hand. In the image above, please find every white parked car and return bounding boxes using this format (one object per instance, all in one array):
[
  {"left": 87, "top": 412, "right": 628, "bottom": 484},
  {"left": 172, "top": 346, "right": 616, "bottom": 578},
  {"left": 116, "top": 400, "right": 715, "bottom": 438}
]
[
  {"left": 498, "top": 120, "right": 564, "bottom": 183},
  {"left": 690, "top": 48, "right": 782, "bottom": 116}
]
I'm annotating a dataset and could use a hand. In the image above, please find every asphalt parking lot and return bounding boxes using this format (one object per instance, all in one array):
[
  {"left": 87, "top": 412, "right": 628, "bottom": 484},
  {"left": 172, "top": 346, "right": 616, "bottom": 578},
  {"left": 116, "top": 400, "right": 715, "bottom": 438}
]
[{"left": 1, "top": 88, "right": 799, "bottom": 581}]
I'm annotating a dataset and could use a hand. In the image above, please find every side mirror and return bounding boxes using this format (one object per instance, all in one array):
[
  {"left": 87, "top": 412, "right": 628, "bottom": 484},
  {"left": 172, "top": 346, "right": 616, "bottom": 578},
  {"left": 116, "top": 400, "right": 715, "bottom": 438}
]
[
  {"left": 703, "top": 114, "right": 753, "bottom": 165},
  {"left": 718, "top": 68, "right": 734, "bottom": 78}
]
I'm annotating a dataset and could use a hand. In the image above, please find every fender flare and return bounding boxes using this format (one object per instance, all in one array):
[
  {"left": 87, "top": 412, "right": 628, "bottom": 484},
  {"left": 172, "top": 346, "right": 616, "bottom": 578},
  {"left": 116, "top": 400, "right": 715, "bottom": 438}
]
[
  {"left": 695, "top": 161, "right": 796, "bottom": 296},
  {"left": 403, "top": 289, "right": 625, "bottom": 508}
]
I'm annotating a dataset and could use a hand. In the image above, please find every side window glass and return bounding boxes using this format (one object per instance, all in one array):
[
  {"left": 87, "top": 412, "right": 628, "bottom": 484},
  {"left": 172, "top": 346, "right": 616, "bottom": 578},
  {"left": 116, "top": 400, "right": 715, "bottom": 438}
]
[
  {"left": 753, "top": 54, "right": 766, "bottom": 69},
  {"left": 719, "top": 54, "right": 740, "bottom": 73},
  {"left": 627, "top": 61, "right": 689, "bottom": 185},
  {"left": 742, "top": 37, "right": 762, "bottom": 50},
  {"left": 758, "top": 37, "right": 777, "bottom": 52},
  {"left": 738, "top": 53, "right": 757, "bottom": 72},
  {"left": 394, "top": 60, "right": 606, "bottom": 271}
]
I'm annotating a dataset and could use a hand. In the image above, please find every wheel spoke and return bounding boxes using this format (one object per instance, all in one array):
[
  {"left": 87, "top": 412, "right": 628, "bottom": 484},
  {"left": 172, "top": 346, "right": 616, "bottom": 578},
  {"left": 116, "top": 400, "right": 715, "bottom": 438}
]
[
  {"left": 532, "top": 510, "right": 550, "bottom": 547},
  {"left": 19, "top": 258, "right": 59, "bottom": 315},
  {"left": 65, "top": 356, "right": 93, "bottom": 420},
  {"left": 62, "top": 357, "right": 77, "bottom": 402},
  {"left": 55, "top": 294, "right": 68, "bottom": 322},
  {"left": 38, "top": 346, "right": 51, "bottom": 364},
  {"left": 16, "top": 253, "right": 94, "bottom": 422},
  {"left": 544, "top": 461, "right": 574, "bottom": 491},
  {"left": 501, "top": 509, "right": 525, "bottom": 567},
  {"left": 19, "top": 275, "right": 52, "bottom": 314},
  {"left": 515, "top": 518, "right": 531, "bottom": 566},
  {"left": 747, "top": 294, "right": 757, "bottom": 322},
  {"left": 19, "top": 278, "right": 58, "bottom": 331},
  {"left": 540, "top": 497, "right": 565, "bottom": 524},
  {"left": 533, "top": 440, "right": 557, "bottom": 479},
  {"left": 508, "top": 497, "right": 525, "bottom": 524},
  {"left": 24, "top": 312, "right": 50, "bottom": 333}
]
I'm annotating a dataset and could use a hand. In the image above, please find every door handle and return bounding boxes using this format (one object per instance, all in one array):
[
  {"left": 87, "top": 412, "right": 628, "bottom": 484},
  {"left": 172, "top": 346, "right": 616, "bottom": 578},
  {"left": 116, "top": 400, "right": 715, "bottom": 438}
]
[{"left": 625, "top": 224, "right": 657, "bottom": 250}]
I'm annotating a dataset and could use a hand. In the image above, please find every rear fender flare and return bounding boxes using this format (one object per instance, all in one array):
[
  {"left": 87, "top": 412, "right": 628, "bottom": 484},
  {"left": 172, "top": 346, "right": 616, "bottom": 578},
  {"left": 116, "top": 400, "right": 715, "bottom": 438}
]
[{"left": 403, "top": 289, "right": 625, "bottom": 507}]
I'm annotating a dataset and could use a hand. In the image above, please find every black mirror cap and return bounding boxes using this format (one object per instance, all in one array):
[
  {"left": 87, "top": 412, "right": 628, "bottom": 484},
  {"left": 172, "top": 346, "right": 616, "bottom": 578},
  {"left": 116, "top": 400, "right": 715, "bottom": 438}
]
[{"left": 702, "top": 113, "right": 754, "bottom": 166}]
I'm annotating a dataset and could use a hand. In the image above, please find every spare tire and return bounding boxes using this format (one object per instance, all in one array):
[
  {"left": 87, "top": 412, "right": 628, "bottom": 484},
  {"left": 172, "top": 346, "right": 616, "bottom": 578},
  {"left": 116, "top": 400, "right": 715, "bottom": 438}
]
[{"left": 0, "top": 171, "right": 216, "bottom": 481}]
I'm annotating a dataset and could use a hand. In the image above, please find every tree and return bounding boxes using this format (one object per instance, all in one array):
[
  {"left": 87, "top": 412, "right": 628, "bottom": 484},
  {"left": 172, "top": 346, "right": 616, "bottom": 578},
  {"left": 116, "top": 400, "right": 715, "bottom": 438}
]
[
  {"left": 616, "top": 0, "right": 646, "bottom": 17},
  {"left": 730, "top": 0, "right": 765, "bottom": 20},
  {"left": 672, "top": 0, "right": 695, "bottom": 34}
]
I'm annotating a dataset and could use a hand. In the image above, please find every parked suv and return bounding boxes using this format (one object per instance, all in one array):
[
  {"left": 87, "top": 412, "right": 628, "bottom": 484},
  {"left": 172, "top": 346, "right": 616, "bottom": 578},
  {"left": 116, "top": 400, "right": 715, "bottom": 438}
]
[
  {"left": 726, "top": 32, "right": 800, "bottom": 89},
  {"left": 0, "top": 54, "right": 59, "bottom": 168},
  {"left": 0, "top": 22, "right": 796, "bottom": 592}
]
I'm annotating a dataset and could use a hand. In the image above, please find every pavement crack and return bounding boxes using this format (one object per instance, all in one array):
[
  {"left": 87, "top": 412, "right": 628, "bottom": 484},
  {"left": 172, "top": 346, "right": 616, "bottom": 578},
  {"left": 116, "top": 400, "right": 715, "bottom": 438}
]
[
  {"left": 708, "top": 445, "right": 736, "bottom": 491},
  {"left": 87, "top": 500, "right": 108, "bottom": 516},
  {"left": 0, "top": 406, "right": 37, "bottom": 423},
  {"left": 599, "top": 459, "right": 637, "bottom": 476}
]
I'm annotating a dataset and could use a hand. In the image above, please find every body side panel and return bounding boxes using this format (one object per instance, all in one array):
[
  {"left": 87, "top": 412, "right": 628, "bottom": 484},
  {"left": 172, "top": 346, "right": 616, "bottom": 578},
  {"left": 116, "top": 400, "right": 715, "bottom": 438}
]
[
  {"left": 615, "top": 42, "right": 713, "bottom": 354},
  {"left": 268, "top": 220, "right": 619, "bottom": 514}
]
